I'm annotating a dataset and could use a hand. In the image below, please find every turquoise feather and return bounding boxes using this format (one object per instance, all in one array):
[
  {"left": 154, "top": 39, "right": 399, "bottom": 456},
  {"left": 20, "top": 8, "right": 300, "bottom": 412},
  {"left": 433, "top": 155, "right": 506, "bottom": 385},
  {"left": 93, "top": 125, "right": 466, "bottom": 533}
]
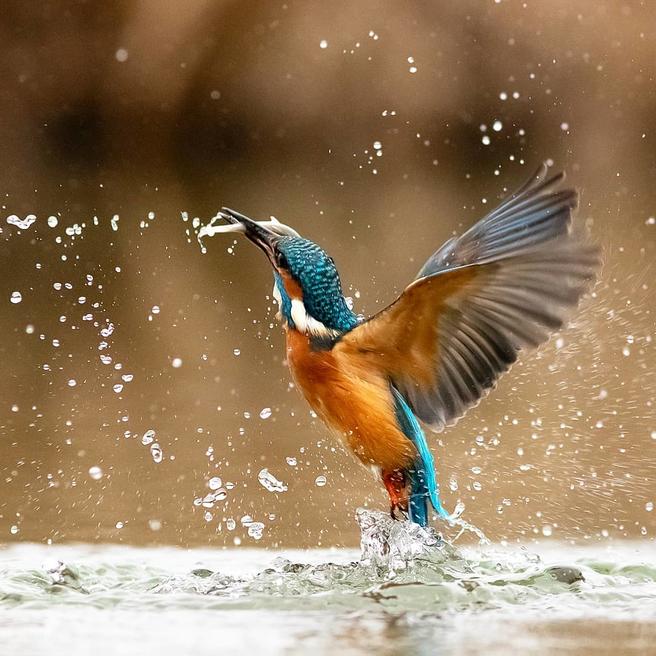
[{"left": 391, "top": 386, "right": 453, "bottom": 524}]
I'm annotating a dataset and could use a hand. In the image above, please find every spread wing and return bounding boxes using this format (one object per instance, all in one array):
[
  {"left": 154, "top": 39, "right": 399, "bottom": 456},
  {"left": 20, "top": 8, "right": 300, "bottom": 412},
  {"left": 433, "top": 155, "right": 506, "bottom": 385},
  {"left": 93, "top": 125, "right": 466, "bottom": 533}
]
[{"left": 335, "top": 164, "right": 600, "bottom": 432}]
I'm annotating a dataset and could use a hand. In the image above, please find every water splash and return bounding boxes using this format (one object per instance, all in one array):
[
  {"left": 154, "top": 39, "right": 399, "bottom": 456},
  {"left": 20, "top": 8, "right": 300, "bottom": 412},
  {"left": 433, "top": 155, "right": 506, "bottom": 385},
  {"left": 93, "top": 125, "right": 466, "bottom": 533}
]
[
  {"left": 3, "top": 515, "right": 655, "bottom": 618},
  {"left": 357, "top": 508, "right": 455, "bottom": 572},
  {"left": 195, "top": 212, "right": 300, "bottom": 254},
  {"left": 0, "top": 541, "right": 654, "bottom": 656}
]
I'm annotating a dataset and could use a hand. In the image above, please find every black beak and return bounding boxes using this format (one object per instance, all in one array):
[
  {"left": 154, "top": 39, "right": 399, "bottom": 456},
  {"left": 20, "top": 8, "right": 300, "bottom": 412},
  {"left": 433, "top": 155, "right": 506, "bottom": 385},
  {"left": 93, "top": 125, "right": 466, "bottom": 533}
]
[{"left": 219, "top": 207, "right": 280, "bottom": 257}]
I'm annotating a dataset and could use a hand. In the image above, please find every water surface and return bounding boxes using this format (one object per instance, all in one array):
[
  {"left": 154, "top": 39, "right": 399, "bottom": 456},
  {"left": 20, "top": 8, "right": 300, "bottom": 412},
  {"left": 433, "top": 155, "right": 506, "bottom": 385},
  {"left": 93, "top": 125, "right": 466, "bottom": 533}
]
[{"left": 1, "top": 511, "right": 655, "bottom": 655}]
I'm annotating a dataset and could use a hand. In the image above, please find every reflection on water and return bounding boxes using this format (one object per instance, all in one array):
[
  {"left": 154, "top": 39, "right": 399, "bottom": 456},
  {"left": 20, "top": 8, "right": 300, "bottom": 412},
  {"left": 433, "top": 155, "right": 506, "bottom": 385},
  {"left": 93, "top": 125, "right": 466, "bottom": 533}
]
[{"left": 1, "top": 511, "right": 655, "bottom": 655}]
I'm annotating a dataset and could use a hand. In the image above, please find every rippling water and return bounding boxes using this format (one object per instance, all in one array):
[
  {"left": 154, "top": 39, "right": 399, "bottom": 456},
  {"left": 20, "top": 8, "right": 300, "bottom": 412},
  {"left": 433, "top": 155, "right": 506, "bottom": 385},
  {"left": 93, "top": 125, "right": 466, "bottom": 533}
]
[{"left": 1, "top": 510, "right": 655, "bottom": 655}]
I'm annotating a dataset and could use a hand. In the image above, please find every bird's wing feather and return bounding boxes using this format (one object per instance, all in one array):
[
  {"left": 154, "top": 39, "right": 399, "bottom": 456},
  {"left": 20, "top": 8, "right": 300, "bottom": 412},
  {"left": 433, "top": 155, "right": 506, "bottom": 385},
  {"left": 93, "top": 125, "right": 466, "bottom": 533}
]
[{"left": 335, "top": 164, "right": 599, "bottom": 432}]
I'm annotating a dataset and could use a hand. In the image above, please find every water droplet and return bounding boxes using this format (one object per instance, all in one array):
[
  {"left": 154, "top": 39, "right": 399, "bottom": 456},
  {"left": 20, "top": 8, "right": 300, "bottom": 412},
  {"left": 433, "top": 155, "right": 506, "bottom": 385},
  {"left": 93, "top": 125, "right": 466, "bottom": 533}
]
[
  {"left": 113, "top": 383, "right": 123, "bottom": 393},
  {"left": 233, "top": 348, "right": 241, "bottom": 356},
  {"left": 10, "top": 525, "right": 19, "bottom": 535},
  {"left": 115, "top": 48, "right": 128, "bottom": 62},
  {"left": 259, "top": 407, "right": 272, "bottom": 419},
  {"left": 542, "top": 525, "right": 553, "bottom": 537},
  {"left": 646, "top": 502, "right": 654, "bottom": 512},
  {"left": 247, "top": 522, "right": 265, "bottom": 540},
  {"left": 258, "top": 468, "right": 288, "bottom": 492},
  {"left": 68, "top": 379, "right": 77, "bottom": 387},
  {"left": 100, "top": 323, "right": 115, "bottom": 338},
  {"left": 47, "top": 215, "right": 58, "bottom": 228},
  {"left": 315, "top": 475, "right": 327, "bottom": 487},
  {"left": 560, "top": 122, "right": 569, "bottom": 131},
  {"left": 150, "top": 443, "right": 163, "bottom": 463},
  {"left": 121, "top": 374, "right": 133, "bottom": 382},
  {"left": 208, "top": 476, "right": 222, "bottom": 490},
  {"left": 148, "top": 519, "right": 162, "bottom": 531},
  {"left": 171, "top": 357, "right": 183, "bottom": 368},
  {"left": 115, "top": 521, "right": 124, "bottom": 529},
  {"left": 151, "top": 305, "right": 160, "bottom": 314},
  {"left": 142, "top": 429, "right": 156, "bottom": 445},
  {"left": 482, "top": 134, "right": 491, "bottom": 145},
  {"left": 492, "top": 120, "right": 503, "bottom": 132},
  {"left": 7, "top": 214, "right": 36, "bottom": 229},
  {"left": 226, "top": 518, "right": 236, "bottom": 530},
  {"left": 88, "top": 465, "right": 103, "bottom": 480},
  {"left": 10, "top": 291, "right": 22, "bottom": 304},
  {"left": 286, "top": 456, "right": 297, "bottom": 466},
  {"left": 319, "top": 39, "right": 328, "bottom": 49}
]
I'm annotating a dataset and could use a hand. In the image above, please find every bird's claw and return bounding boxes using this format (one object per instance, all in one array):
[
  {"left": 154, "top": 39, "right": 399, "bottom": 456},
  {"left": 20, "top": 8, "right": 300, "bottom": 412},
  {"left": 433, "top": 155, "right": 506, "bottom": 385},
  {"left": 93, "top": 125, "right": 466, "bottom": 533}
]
[{"left": 390, "top": 503, "right": 408, "bottom": 522}]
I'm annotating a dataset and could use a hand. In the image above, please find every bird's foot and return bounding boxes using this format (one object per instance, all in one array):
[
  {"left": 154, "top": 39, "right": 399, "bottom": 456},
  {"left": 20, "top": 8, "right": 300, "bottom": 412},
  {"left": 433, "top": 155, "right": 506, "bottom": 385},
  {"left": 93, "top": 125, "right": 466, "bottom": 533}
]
[{"left": 389, "top": 503, "right": 408, "bottom": 522}]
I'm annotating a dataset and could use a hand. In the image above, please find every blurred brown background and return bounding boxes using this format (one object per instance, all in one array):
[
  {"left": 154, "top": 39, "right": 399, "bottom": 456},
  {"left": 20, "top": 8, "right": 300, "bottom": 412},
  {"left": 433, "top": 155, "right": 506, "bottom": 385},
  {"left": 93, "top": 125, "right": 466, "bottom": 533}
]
[{"left": 0, "top": 0, "right": 654, "bottom": 548}]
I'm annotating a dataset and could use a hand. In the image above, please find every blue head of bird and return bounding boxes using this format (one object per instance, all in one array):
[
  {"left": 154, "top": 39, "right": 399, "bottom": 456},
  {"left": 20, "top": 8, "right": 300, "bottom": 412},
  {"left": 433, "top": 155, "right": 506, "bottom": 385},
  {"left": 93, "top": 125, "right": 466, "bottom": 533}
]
[{"left": 217, "top": 208, "right": 358, "bottom": 340}]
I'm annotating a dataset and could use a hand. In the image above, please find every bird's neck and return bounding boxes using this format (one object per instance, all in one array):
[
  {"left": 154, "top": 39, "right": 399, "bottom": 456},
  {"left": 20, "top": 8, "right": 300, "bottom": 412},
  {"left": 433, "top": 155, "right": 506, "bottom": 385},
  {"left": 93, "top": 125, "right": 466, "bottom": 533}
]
[{"left": 273, "top": 273, "right": 358, "bottom": 339}]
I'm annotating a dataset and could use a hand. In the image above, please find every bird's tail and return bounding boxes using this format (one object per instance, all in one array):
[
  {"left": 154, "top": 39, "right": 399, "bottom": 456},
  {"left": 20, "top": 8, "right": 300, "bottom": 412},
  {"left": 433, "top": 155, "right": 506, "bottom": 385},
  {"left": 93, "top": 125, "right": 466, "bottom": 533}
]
[{"left": 392, "top": 387, "right": 454, "bottom": 526}]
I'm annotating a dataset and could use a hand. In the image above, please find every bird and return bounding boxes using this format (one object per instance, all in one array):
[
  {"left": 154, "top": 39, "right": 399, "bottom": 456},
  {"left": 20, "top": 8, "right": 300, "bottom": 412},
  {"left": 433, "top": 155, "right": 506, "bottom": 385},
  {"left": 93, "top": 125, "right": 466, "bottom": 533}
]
[{"left": 206, "top": 164, "right": 599, "bottom": 527}]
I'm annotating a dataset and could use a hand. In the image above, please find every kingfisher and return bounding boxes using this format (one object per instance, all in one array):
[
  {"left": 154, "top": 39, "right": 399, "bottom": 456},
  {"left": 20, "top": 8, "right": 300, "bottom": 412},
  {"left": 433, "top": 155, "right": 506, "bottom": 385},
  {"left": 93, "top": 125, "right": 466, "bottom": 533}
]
[{"left": 204, "top": 164, "right": 598, "bottom": 527}]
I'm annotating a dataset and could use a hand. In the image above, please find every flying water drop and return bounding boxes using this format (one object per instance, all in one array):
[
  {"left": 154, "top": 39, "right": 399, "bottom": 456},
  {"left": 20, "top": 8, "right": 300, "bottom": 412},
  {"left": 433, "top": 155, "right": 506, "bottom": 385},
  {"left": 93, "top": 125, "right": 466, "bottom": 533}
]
[
  {"left": 142, "top": 430, "right": 156, "bottom": 445},
  {"left": 88, "top": 466, "right": 103, "bottom": 480},
  {"left": 150, "top": 443, "right": 163, "bottom": 463},
  {"left": 6, "top": 214, "right": 37, "bottom": 229},
  {"left": 258, "top": 468, "right": 288, "bottom": 492},
  {"left": 247, "top": 522, "right": 265, "bottom": 540}
]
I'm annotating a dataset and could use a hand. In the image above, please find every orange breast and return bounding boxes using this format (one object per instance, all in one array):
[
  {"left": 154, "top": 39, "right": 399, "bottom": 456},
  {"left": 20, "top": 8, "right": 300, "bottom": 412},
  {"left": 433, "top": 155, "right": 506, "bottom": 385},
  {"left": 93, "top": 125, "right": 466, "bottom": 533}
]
[{"left": 285, "top": 329, "right": 417, "bottom": 472}]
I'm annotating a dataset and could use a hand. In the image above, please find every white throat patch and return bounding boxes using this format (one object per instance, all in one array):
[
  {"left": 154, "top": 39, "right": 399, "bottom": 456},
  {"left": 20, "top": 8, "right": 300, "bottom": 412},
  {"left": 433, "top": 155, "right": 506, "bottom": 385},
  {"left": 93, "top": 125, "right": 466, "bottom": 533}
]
[
  {"left": 290, "top": 299, "right": 338, "bottom": 338},
  {"left": 272, "top": 281, "right": 338, "bottom": 338}
]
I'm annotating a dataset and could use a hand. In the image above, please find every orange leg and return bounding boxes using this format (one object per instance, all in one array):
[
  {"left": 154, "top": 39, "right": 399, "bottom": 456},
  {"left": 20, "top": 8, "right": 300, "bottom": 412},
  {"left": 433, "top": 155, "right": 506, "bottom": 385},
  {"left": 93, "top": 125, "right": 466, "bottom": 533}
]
[{"left": 382, "top": 469, "right": 409, "bottom": 520}]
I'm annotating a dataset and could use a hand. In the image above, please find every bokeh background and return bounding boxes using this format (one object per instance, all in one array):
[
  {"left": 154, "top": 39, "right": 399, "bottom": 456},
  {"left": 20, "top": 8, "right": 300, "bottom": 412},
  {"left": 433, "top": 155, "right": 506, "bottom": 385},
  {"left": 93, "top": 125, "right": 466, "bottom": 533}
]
[{"left": 0, "top": 0, "right": 654, "bottom": 548}]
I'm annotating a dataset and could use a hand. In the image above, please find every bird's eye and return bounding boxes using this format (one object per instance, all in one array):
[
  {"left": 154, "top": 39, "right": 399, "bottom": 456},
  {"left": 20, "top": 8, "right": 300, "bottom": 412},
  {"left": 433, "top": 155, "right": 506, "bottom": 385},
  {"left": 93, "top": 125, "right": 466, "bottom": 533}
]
[{"left": 276, "top": 252, "right": 289, "bottom": 269}]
